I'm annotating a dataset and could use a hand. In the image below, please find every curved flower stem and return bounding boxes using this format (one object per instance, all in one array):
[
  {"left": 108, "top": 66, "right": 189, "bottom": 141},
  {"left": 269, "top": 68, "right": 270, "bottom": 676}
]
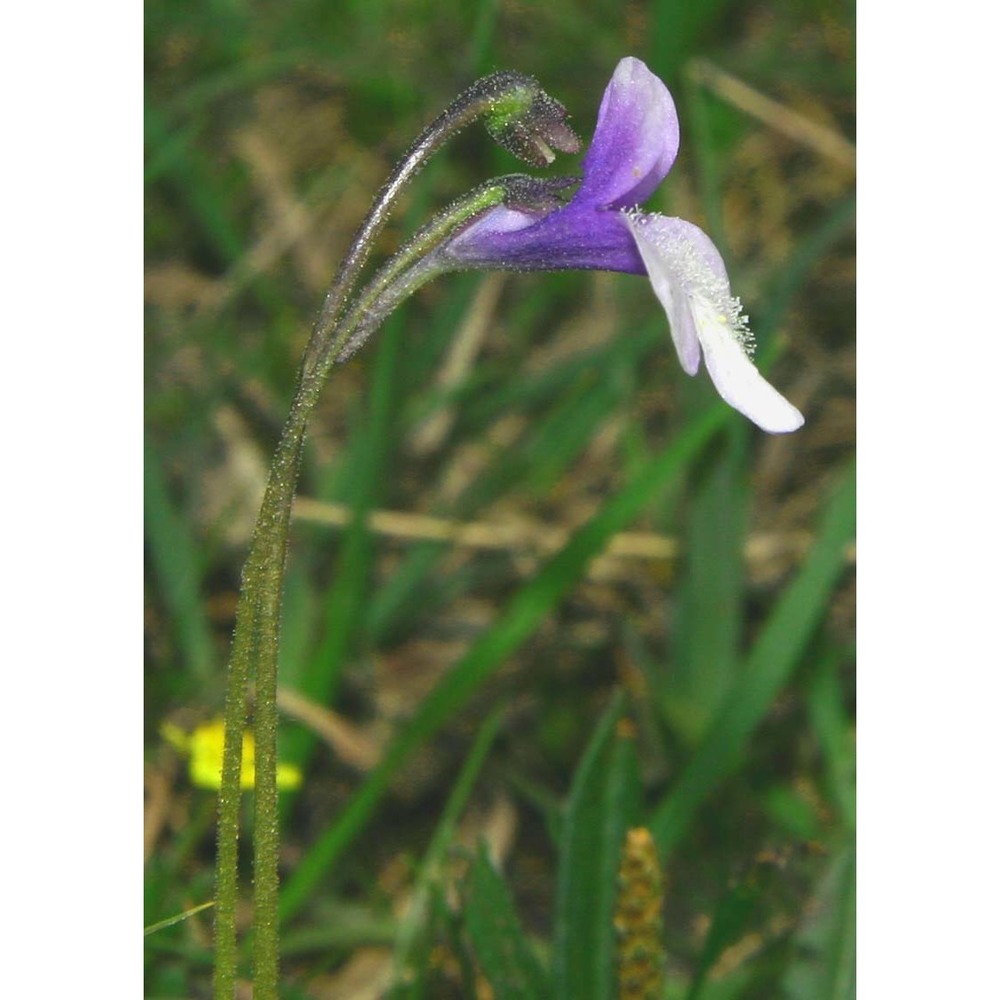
[
  {"left": 319, "top": 179, "right": 514, "bottom": 368},
  {"left": 213, "top": 369, "right": 322, "bottom": 1000},
  {"left": 248, "top": 374, "right": 321, "bottom": 996},
  {"left": 211, "top": 61, "right": 578, "bottom": 995},
  {"left": 301, "top": 70, "right": 576, "bottom": 377},
  {"left": 212, "top": 179, "right": 539, "bottom": 1000}
]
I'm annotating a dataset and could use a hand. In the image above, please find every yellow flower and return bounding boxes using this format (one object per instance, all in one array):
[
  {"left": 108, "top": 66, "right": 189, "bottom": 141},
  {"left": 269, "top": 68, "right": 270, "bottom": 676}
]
[{"left": 162, "top": 718, "right": 302, "bottom": 791}]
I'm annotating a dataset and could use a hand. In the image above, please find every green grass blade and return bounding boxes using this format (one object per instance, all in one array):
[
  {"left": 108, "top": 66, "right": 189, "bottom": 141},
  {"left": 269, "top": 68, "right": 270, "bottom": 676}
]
[
  {"left": 650, "top": 0, "right": 744, "bottom": 84},
  {"left": 363, "top": 322, "right": 664, "bottom": 645},
  {"left": 279, "top": 405, "right": 728, "bottom": 923},
  {"left": 466, "top": 0, "right": 501, "bottom": 77},
  {"left": 650, "top": 463, "right": 855, "bottom": 857},
  {"left": 144, "top": 437, "right": 216, "bottom": 684},
  {"left": 666, "top": 428, "right": 749, "bottom": 740},
  {"left": 683, "top": 879, "right": 758, "bottom": 1000},
  {"left": 781, "top": 847, "right": 856, "bottom": 1000},
  {"left": 827, "top": 851, "right": 857, "bottom": 1000},
  {"left": 806, "top": 646, "right": 856, "bottom": 830},
  {"left": 680, "top": 74, "right": 732, "bottom": 250},
  {"left": 464, "top": 842, "right": 550, "bottom": 1000},
  {"left": 552, "top": 692, "right": 641, "bottom": 1000},
  {"left": 390, "top": 706, "right": 506, "bottom": 994},
  {"left": 755, "top": 194, "right": 856, "bottom": 336},
  {"left": 144, "top": 900, "right": 216, "bottom": 938},
  {"left": 144, "top": 102, "right": 246, "bottom": 267},
  {"left": 458, "top": 371, "right": 623, "bottom": 511}
]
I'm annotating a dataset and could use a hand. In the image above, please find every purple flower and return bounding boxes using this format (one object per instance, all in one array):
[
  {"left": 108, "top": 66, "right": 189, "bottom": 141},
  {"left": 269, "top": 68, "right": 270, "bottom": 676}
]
[{"left": 442, "top": 57, "right": 804, "bottom": 434}]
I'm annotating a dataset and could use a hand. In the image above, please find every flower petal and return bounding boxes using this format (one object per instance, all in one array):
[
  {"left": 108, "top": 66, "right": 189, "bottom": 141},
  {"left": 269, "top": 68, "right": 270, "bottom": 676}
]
[
  {"left": 624, "top": 213, "right": 703, "bottom": 374},
  {"left": 579, "top": 57, "right": 679, "bottom": 209},
  {"left": 445, "top": 200, "right": 644, "bottom": 273},
  {"left": 624, "top": 213, "right": 803, "bottom": 433},
  {"left": 691, "top": 297, "right": 804, "bottom": 433},
  {"left": 438, "top": 60, "right": 682, "bottom": 276}
]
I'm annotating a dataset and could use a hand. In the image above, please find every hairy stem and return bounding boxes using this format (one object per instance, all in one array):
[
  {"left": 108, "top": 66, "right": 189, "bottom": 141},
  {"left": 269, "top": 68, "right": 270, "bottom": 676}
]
[
  {"left": 213, "top": 186, "right": 520, "bottom": 1000},
  {"left": 301, "top": 71, "right": 564, "bottom": 376},
  {"left": 212, "top": 69, "right": 576, "bottom": 999},
  {"left": 212, "top": 372, "right": 321, "bottom": 1000},
  {"left": 320, "top": 180, "right": 512, "bottom": 369}
]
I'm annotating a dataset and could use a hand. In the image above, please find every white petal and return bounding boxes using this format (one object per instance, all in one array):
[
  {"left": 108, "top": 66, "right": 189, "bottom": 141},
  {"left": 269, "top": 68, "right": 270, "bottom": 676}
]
[
  {"left": 624, "top": 212, "right": 803, "bottom": 433},
  {"left": 624, "top": 212, "right": 700, "bottom": 374},
  {"left": 691, "top": 295, "right": 804, "bottom": 433}
]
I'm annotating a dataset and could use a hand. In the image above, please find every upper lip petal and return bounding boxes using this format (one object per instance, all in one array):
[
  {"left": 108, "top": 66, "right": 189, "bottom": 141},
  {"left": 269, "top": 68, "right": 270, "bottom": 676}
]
[{"left": 578, "top": 56, "right": 680, "bottom": 209}]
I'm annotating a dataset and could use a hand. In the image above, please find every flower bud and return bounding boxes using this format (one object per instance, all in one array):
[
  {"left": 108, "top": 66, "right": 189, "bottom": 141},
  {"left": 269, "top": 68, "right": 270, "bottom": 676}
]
[{"left": 478, "top": 71, "right": 582, "bottom": 167}]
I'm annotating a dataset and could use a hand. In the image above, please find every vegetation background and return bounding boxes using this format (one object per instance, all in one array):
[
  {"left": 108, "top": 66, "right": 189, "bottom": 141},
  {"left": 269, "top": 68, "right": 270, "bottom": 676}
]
[{"left": 144, "top": 0, "right": 855, "bottom": 996}]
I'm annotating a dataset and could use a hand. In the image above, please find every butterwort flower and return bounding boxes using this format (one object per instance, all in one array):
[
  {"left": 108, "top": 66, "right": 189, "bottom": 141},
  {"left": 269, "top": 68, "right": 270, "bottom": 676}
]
[{"left": 440, "top": 57, "right": 804, "bottom": 433}]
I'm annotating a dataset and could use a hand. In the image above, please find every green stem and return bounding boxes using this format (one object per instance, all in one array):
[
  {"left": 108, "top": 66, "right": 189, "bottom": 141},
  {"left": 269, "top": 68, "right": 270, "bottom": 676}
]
[
  {"left": 212, "top": 371, "right": 322, "bottom": 1000},
  {"left": 248, "top": 392, "right": 315, "bottom": 995},
  {"left": 319, "top": 179, "right": 511, "bottom": 370},
  {"left": 212, "top": 179, "right": 524, "bottom": 1000},
  {"left": 318, "top": 173, "right": 570, "bottom": 373}
]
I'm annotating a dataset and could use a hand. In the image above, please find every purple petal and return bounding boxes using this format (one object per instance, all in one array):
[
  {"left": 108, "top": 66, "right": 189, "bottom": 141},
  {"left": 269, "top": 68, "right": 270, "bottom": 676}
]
[
  {"left": 439, "top": 59, "right": 681, "bottom": 275},
  {"left": 578, "top": 57, "right": 679, "bottom": 209},
  {"left": 444, "top": 201, "right": 644, "bottom": 274}
]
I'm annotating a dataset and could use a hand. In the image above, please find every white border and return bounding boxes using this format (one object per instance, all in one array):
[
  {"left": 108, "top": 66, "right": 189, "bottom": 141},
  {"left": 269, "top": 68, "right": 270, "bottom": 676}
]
[
  {"left": 859, "top": 3, "right": 1000, "bottom": 995},
  {"left": 5, "top": 3, "right": 139, "bottom": 991}
]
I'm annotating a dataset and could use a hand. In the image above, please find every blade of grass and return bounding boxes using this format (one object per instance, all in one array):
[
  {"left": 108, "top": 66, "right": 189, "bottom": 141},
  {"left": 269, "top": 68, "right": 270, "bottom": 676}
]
[
  {"left": 466, "top": 0, "right": 500, "bottom": 77},
  {"left": 364, "top": 319, "right": 664, "bottom": 644},
  {"left": 650, "top": 463, "right": 855, "bottom": 857},
  {"left": 459, "top": 370, "right": 624, "bottom": 511},
  {"left": 463, "top": 841, "right": 551, "bottom": 1000},
  {"left": 460, "top": 315, "right": 661, "bottom": 436},
  {"left": 552, "top": 692, "right": 641, "bottom": 1000},
  {"left": 144, "top": 436, "right": 216, "bottom": 684},
  {"left": 649, "top": 0, "right": 744, "bottom": 85},
  {"left": 780, "top": 847, "right": 856, "bottom": 1000},
  {"left": 684, "top": 879, "right": 759, "bottom": 1000},
  {"left": 144, "top": 116, "right": 206, "bottom": 186},
  {"left": 153, "top": 50, "right": 316, "bottom": 124},
  {"left": 277, "top": 903, "right": 397, "bottom": 957},
  {"left": 144, "top": 901, "right": 216, "bottom": 938},
  {"left": 755, "top": 193, "right": 856, "bottom": 335},
  {"left": 145, "top": 102, "right": 246, "bottom": 267},
  {"left": 666, "top": 426, "right": 749, "bottom": 740},
  {"left": 805, "top": 645, "right": 856, "bottom": 831},
  {"left": 680, "top": 72, "right": 733, "bottom": 252},
  {"left": 279, "top": 402, "right": 729, "bottom": 923},
  {"left": 390, "top": 706, "right": 506, "bottom": 993},
  {"left": 826, "top": 851, "right": 856, "bottom": 1000}
]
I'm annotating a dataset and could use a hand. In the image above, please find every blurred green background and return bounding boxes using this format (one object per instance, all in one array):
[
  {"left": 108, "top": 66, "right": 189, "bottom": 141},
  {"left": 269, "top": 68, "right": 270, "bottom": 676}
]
[{"left": 145, "top": 0, "right": 855, "bottom": 996}]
